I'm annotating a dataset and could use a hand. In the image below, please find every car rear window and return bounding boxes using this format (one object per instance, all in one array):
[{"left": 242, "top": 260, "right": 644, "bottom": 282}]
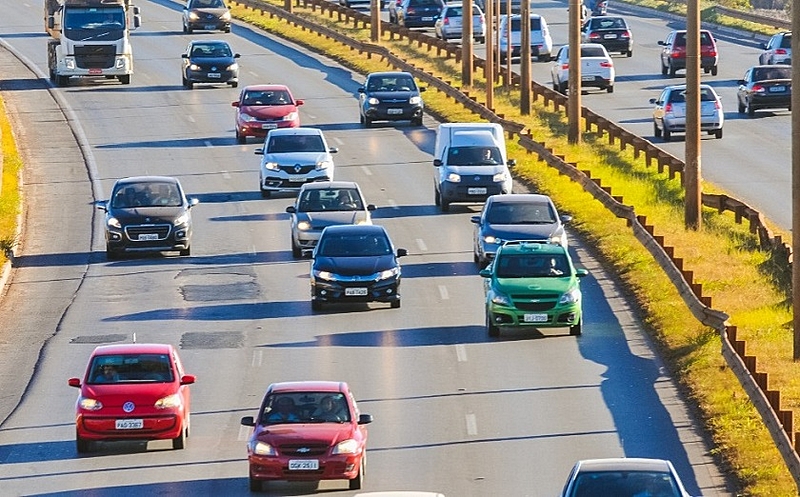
[
  {"left": 581, "top": 46, "right": 606, "bottom": 57},
  {"left": 780, "top": 34, "right": 792, "bottom": 48},
  {"left": 754, "top": 67, "right": 791, "bottom": 80},
  {"left": 510, "top": 17, "right": 542, "bottom": 31}
]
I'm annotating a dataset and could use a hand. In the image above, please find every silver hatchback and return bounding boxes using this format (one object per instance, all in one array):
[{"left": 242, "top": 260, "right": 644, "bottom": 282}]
[{"left": 650, "top": 84, "right": 724, "bottom": 141}]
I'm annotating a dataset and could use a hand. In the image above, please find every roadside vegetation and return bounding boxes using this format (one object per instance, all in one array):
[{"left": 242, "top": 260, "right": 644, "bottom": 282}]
[
  {"left": 0, "top": 96, "right": 21, "bottom": 266},
  {"left": 230, "top": 0, "right": 800, "bottom": 494}
]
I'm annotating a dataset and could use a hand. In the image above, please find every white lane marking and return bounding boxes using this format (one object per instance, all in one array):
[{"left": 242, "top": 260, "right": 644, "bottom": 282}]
[
  {"left": 438, "top": 285, "right": 449, "bottom": 300},
  {"left": 455, "top": 344, "right": 467, "bottom": 362},
  {"left": 248, "top": 71, "right": 259, "bottom": 77},
  {"left": 465, "top": 413, "right": 478, "bottom": 436},
  {"left": 387, "top": 199, "right": 398, "bottom": 209},
  {"left": 251, "top": 349, "right": 263, "bottom": 367},
  {"left": 204, "top": 140, "right": 213, "bottom": 147},
  {"left": 416, "top": 238, "right": 427, "bottom": 251},
  {"left": 238, "top": 424, "right": 253, "bottom": 441},
  {"left": 360, "top": 166, "right": 372, "bottom": 176},
  {"left": 251, "top": 245, "right": 257, "bottom": 256},
  {"left": 222, "top": 170, "right": 231, "bottom": 180},
  {"left": 187, "top": 115, "right": 196, "bottom": 123},
  {"left": 333, "top": 137, "right": 344, "bottom": 145}
]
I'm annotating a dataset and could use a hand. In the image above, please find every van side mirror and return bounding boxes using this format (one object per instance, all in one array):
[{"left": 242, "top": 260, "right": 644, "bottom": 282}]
[{"left": 433, "top": 159, "right": 442, "bottom": 167}]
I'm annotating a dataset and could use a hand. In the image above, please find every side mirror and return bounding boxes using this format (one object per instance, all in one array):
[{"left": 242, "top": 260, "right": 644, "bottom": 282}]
[
  {"left": 181, "top": 374, "right": 197, "bottom": 385},
  {"left": 234, "top": 53, "right": 241, "bottom": 59},
  {"left": 241, "top": 416, "right": 256, "bottom": 427},
  {"left": 48, "top": 17, "right": 55, "bottom": 29},
  {"left": 396, "top": 248, "right": 408, "bottom": 257},
  {"left": 181, "top": 53, "right": 189, "bottom": 59},
  {"left": 255, "top": 148, "right": 264, "bottom": 155},
  {"left": 188, "top": 197, "right": 200, "bottom": 208},
  {"left": 329, "top": 147, "right": 339, "bottom": 154},
  {"left": 479, "top": 268, "right": 491, "bottom": 277},
  {"left": 561, "top": 214, "right": 573, "bottom": 224},
  {"left": 737, "top": 79, "right": 746, "bottom": 85},
  {"left": 367, "top": 204, "right": 376, "bottom": 211},
  {"left": 470, "top": 215, "right": 481, "bottom": 224},
  {"left": 232, "top": 101, "right": 240, "bottom": 107},
  {"left": 419, "top": 87, "right": 426, "bottom": 92},
  {"left": 575, "top": 268, "right": 589, "bottom": 277},
  {"left": 68, "top": 377, "right": 81, "bottom": 388},
  {"left": 357, "top": 87, "right": 366, "bottom": 93},
  {"left": 433, "top": 158, "right": 443, "bottom": 167},
  {"left": 657, "top": 40, "right": 666, "bottom": 46},
  {"left": 358, "top": 413, "right": 374, "bottom": 425},
  {"left": 296, "top": 99, "right": 305, "bottom": 106},
  {"left": 286, "top": 205, "right": 296, "bottom": 213},
  {"left": 507, "top": 159, "right": 516, "bottom": 167},
  {"left": 96, "top": 200, "right": 108, "bottom": 211}
]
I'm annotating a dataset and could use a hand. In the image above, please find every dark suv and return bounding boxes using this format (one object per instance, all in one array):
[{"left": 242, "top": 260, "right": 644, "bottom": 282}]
[
  {"left": 658, "top": 29, "right": 718, "bottom": 77},
  {"left": 392, "top": 0, "right": 443, "bottom": 27},
  {"left": 358, "top": 71, "right": 425, "bottom": 127}
]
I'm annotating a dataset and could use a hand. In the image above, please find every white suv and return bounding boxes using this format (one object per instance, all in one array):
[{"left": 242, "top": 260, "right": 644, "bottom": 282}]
[
  {"left": 759, "top": 31, "right": 791, "bottom": 65},
  {"left": 497, "top": 13, "right": 552, "bottom": 63},
  {"left": 255, "top": 128, "right": 337, "bottom": 198}
]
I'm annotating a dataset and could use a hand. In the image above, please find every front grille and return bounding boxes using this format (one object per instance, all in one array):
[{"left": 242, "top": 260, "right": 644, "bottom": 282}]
[
  {"left": 278, "top": 164, "right": 316, "bottom": 174},
  {"left": 515, "top": 301, "right": 556, "bottom": 312},
  {"left": 280, "top": 444, "right": 329, "bottom": 457},
  {"left": 125, "top": 224, "right": 171, "bottom": 241},
  {"left": 74, "top": 45, "right": 116, "bottom": 69},
  {"left": 511, "top": 293, "right": 559, "bottom": 312}
]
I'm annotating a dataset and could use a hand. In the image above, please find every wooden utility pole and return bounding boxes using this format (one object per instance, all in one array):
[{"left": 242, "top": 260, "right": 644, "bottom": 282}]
[
  {"left": 567, "top": 0, "right": 581, "bottom": 144},
  {"left": 485, "top": 0, "right": 494, "bottom": 109},
  {"left": 685, "top": 0, "right": 701, "bottom": 230},
  {"left": 370, "top": 0, "right": 381, "bottom": 42},
  {"left": 519, "top": 0, "right": 530, "bottom": 114},
  {"left": 505, "top": 0, "right": 511, "bottom": 86},
  {"left": 461, "top": 0, "right": 473, "bottom": 86},
  {"left": 792, "top": 0, "right": 800, "bottom": 359}
]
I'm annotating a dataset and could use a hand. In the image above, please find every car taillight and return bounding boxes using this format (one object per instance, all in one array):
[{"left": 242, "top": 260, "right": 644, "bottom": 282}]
[
  {"left": 752, "top": 84, "right": 766, "bottom": 94},
  {"left": 621, "top": 30, "right": 631, "bottom": 39},
  {"left": 407, "top": 6, "right": 416, "bottom": 14},
  {"left": 776, "top": 48, "right": 788, "bottom": 55},
  {"left": 670, "top": 47, "right": 685, "bottom": 58},
  {"left": 561, "top": 63, "right": 569, "bottom": 70},
  {"left": 443, "top": 17, "right": 450, "bottom": 25},
  {"left": 478, "top": 15, "right": 485, "bottom": 25},
  {"left": 714, "top": 100, "right": 721, "bottom": 110},
  {"left": 588, "top": 32, "right": 601, "bottom": 41},
  {"left": 664, "top": 103, "right": 673, "bottom": 113},
  {"left": 600, "top": 61, "right": 612, "bottom": 67}
]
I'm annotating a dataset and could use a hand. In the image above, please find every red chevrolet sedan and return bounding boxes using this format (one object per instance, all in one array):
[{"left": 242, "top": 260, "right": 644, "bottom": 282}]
[
  {"left": 68, "top": 343, "right": 195, "bottom": 453},
  {"left": 232, "top": 84, "right": 304, "bottom": 143},
  {"left": 241, "top": 381, "right": 373, "bottom": 491}
]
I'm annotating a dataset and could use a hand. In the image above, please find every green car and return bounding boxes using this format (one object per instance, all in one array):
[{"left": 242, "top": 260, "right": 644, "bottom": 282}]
[{"left": 479, "top": 241, "right": 588, "bottom": 337}]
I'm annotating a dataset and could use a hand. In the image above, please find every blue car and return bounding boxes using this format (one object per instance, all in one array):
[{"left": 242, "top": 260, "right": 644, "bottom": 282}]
[{"left": 358, "top": 71, "right": 425, "bottom": 127}]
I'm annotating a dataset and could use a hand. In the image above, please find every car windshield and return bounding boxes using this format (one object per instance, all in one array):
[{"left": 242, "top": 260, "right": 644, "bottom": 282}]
[
  {"left": 88, "top": 354, "right": 174, "bottom": 384},
  {"left": 447, "top": 146, "right": 502, "bottom": 165},
  {"left": 317, "top": 233, "right": 391, "bottom": 257},
  {"left": 367, "top": 75, "right": 417, "bottom": 92},
  {"left": 486, "top": 203, "right": 556, "bottom": 224},
  {"left": 242, "top": 90, "right": 291, "bottom": 106},
  {"left": 261, "top": 392, "right": 351, "bottom": 424},
  {"left": 753, "top": 67, "right": 791, "bottom": 81},
  {"left": 299, "top": 188, "right": 363, "bottom": 212},
  {"left": 190, "top": 43, "right": 232, "bottom": 58},
  {"left": 191, "top": 0, "right": 226, "bottom": 7},
  {"left": 495, "top": 253, "right": 570, "bottom": 278},
  {"left": 267, "top": 134, "right": 325, "bottom": 153},
  {"left": 111, "top": 182, "right": 182, "bottom": 208},
  {"left": 570, "top": 471, "right": 681, "bottom": 497}
]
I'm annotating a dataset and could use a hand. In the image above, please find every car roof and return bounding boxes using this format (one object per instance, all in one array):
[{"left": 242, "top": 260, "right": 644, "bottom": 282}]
[
  {"left": 190, "top": 39, "right": 230, "bottom": 46},
  {"left": 664, "top": 84, "right": 715, "bottom": 91},
  {"left": 574, "top": 457, "right": 674, "bottom": 473},
  {"left": 241, "top": 84, "right": 292, "bottom": 92},
  {"left": 90, "top": 343, "right": 176, "bottom": 356},
  {"left": 498, "top": 240, "right": 566, "bottom": 256},
  {"left": 367, "top": 71, "right": 414, "bottom": 78},
  {"left": 299, "top": 181, "right": 360, "bottom": 191},
  {"left": 487, "top": 193, "right": 553, "bottom": 204},
  {"left": 268, "top": 381, "right": 348, "bottom": 394},
  {"left": 115, "top": 176, "right": 181, "bottom": 186},
  {"left": 322, "top": 224, "right": 387, "bottom": 236},
  {"left": 267, "top": 127, "right": 323, "bottom": 136}
]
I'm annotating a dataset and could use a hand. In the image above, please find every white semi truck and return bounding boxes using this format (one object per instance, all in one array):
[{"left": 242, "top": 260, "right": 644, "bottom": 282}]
[{"left": 44, "top": 0, "right": 141, "bottom": 86}]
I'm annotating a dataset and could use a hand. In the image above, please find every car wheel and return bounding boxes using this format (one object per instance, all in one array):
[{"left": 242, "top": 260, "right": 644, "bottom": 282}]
[
  {"left": 626, "top": 50, "right": 632, "bottom": 57},
  {"left": 661, "top": 60, "right": 667, "bottom": 76},
  {"left": 172, "top": 424, "right": 187, "bottom": 450},
  {"left": 359, "top": 113, "right": 365, "bottom": 125},
  {"left": 738, "top": 99, "right": 745, "bottom": 114},
  {"left": 182, "top": 22, "right": 188, "bottom": 34},
  {"left": 291, "top": 242, "right": 302, "bottom": 259},
  {"left": 558, "top": 81, "right": 567, "bottom": 94},
  {"left": 249, "top": 477, "right": 262, "bottom": 492},
  {"left": 260, "top": 189, "right": 271, "bottom": 198},
  {"left": 747, "top": 102, "right": 756, "bottom": 117},
  {"left": 715, "top": 129, "right": 723, "bottom": 139},
  {"left": 440, "top": 200, "right": 450, "bottom": 212},
  {"left": 76, "top": 433, "right": 91, "bottom": 454},
  {"left": 478, "top": 37, "right": 485, "bottom": 44},
  {"left": 653, "top": 122, "right": 662, "bottom": 138},
  {"left": 106, "top": 246, "right": 120, "bottom": 260},
  {"left": 236, "top": 130, "right": 246, "bottom": 144},
  {"left": 486, "top": 312, "right": 500, "bottom": 337},
  {"left": 434, "top": 187, "right": 441, "bottom": 206},
  {"left": 224, "top": 26, "right": 231, "bottom": 33},
  {"left": 180, "top": 246, "right": 191, "bottom": 257},
  {"left": 411, "top": 116, "right": 423, "bottom": 126},
  {"left": 607, "top": 85, "right": 614, "bottom": 94},
  {"left": 182, "top": 77, "right": 193, "bottom": 90},
  {"left": 118, "top": 75, "right": 131, "bottom": 85},
  {"left": 349, "top": 456, "right": 365, "bottom": 490},
  {"left": 473, "top": 250, "right": 479, "bottom": 264},
  {"left": 711, "top": 65, "right": 718, "bottom": 76},
  {"left": 311, "top": 300, "right": 322, "bottom": 311},
  {"left": 668, "top": 63, "right": 676, "bottom": 78},
  {"left": 663, "top": 128, "right": 671, "bottom": 142},
  {"left": 56, "top": 75, "right": 70, "bottom": 87},
  {"left": 390, "top": 299, "right": 401, "bottom": 309},
  {"left": 569, "top": 318, "right": 582, "bottom": 336}
]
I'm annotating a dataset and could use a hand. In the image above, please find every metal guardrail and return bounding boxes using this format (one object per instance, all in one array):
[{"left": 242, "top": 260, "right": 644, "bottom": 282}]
[{"left": 229, "top": 0, "right": 800, "bottom": 490}]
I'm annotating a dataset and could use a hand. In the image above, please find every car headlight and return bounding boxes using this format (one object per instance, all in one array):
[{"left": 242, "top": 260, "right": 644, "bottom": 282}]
[
  {"left": 483, "top": 235, "right": 500, "bottom": 245},
  {"left": 251, "top": 440, "right": 277, "bottom": 456},
  {"left": 490, "top": 292, "right": 512, "bottom": 307},
  {"left": 559, "top": 288, "right": 581, "bottom": 305},
  {"left": 154, "top": 394, "right": 182, "bottom": 409},
  {"left": 188, "top": 12, "right": 200, "bottom": 20},
  {"left": 239, "top": 113, "right": 257, "bottom": 122},
  {"left": 492, "top": 171, "right": 507, "bottom": 182},
  {"left": 378, "top": 267, "right": 400, "bottom": 280},
  {"left": 316, "top": 160, "right": 332, "bottom": 171},
  {"left": 226, "top": 63, "right": 238, "bottom": 72},
  {"left": 550, "top": 232, "right": 567, "bottom": 246},
  {"left": 282, "top": 111, "right": 298, "bottom": 122},
  {"left": 189, "top": 64, "right": 201, "bottom": 71},
  {"left": 313, "top": 269, "right": 335, "bottom": 281},
  {"left": 79, "top": 397, "right": 103, "bottom": 411},
  {"left": 263, "top": 161, "right": 279, "bottom": 171},
  {"left": 332, "top": 439, "right": 360, "bottom": 455},
  {"left": 297, "top": 220, "right": 311, "bottom": 231},
  {"left": 173, "top": 213, "right": 190, "bottom": 226},
  {"left": 107, "top": 217, "right": 122, "bottom": 229},
  {"left": 446, "top": 172, "right": 461, "bottom": 182},
  {"left": 222, "top": 11, "right": 232, "bottom": 20},
  {"left": 409, "top": 96, "right": 422, "bottom": 105},
  {"left": 367, "top": 97, "right": 380, "bottom": 105}
]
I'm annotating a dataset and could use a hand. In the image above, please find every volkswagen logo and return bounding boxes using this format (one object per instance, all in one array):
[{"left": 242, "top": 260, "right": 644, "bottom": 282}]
[
  {"left": 123, "top": 401, "right": 135, "bottom": 413},
  {"left": 294, "top": 164, "right": 302, "bottom": 173},
  {"left": 297, "top": 447, "right": 311, "bottom": 453},
  {"left": 211, "top": 66, "right": 218, "bottom": 71},
  {"left": 474, "top": 176, "right": 480, "bottom": 182}
]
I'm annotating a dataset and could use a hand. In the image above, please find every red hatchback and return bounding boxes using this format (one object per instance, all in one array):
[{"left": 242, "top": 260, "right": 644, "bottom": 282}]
[
  {"left": 68, "top": 343, "right": 196, "bottom": 453},
  {"left": 232, "top": 84, "right": 304, "bottom": 144},
  {"left": 241, "top": 381, "right": 373, "bottom": 491}
]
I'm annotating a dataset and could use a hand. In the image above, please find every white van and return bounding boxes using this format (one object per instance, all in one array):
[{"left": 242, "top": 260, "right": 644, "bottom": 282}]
[
  {"left": 497, "top": 13, "right": 553, "bottom": 63},
  {"left": 433, "top": 124, "right": 514, "bottom": 212}
]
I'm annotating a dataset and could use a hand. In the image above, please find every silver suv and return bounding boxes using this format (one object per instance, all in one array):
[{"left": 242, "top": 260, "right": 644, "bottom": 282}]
[
  {"left": 255, "top": 128, "right": 337, "bottom": 198},
  {"left": 760, "top": 31, "right": 791, "bottom": 65}
]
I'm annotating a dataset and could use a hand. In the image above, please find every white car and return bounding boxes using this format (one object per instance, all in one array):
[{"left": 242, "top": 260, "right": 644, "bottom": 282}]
[
  {"left": 550, "top": 42, "right": 615, "bottom": 94},
  {"left": 255, "top": 128, "right": 338, "bottom": 198},
  {"left": 434, "top": 2, "right": 486, "bottom": 43},
  {"left": 650, "top": 84, "right": 724, "bottom": 141},
  {"left": 497, "top": 13, "right": 552, "bottom": 63}
]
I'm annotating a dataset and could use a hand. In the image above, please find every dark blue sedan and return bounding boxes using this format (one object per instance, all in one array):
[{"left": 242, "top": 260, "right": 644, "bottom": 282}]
[{"left": 181, "top": 40, "right": 240, "bottom": 89}]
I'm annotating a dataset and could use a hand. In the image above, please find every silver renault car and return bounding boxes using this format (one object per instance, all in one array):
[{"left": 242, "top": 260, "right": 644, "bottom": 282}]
[{"left": 255, "top": 127, "right": 338, "bottom": 198}]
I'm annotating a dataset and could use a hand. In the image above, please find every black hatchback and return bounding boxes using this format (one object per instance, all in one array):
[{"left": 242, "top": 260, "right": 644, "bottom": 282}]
[
  {"left": 181, "top": 40, "right": 240, "bottom": 89},
  {"left": 310, "top": 225, "right": 407, "bottom": 310},
  {"left": 99, "top": 176, "right": 199, "bottom": 260},
  {"left": 358, "top": 71, "right": 426, "bottom": 127}
]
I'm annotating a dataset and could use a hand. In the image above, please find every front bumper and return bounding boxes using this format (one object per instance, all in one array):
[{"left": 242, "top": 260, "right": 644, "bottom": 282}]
[
  {"left": 186, "top": 19, "right": 231, "bottom": 31},
  {"left": 261, "top": 171, "right": 332, "bottom": 192},
  {"left": 248, "top": 453, "right": 361, "bottom": 481},
  {"left": 76, "top": 412, "right": 182, "bottom": 441},
  {"left": 311, "top": 277, "right": 400, "bottom": 304},
  {"left": 186, "top": 68, "right": 238, "bottom": 84},
  {"left": 487, "top": 302, "right": 582, "bottom": 329},
  {"left": 105, "top": 224, "right": 191, "bottom": 254},
  {"left": 238, "top": 119, "right": 298, "bottom": 138},
  {"left": 363, "top": 104, "right": 423, "bottom": 122}
]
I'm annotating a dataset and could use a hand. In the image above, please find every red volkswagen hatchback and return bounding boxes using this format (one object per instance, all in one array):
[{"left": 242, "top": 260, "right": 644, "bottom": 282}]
[
  {"left": 241, "top": 381, "right": 373, "bottom": 491},
  {"left": 232, "top": 84, "right": 304, "bottom": 143},
  {"left": 68, "top": 343, "right": 196, "bottom": 453}
]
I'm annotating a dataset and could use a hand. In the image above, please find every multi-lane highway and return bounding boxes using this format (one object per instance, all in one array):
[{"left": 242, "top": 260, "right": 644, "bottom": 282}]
[{"left": 0, "top": 0, "right": 743, "bottom": 495}]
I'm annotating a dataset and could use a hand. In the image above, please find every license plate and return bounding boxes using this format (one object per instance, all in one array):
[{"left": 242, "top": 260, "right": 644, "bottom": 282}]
[
  {"left": 467, "top": 187, "right": 487, "bottom": 195},
  {"left": 603, "top": 34, "right": 617, "bottom": 39},
  {"left": 345, "top": 287, "right": 368, "bottom": 296},
  {"left": 287, "top": 175, "right": 306, "bottom": 182},
  {"left": 116, "top": 419, "right": 143, "bottom": 430},
  {"left": 582, "top": 75, "right": 594, "bottom": 81},
  {"left": 207, "top": 73, "right": 221, "bottom": 79},
  {"left": 523, "top": 313, "right": 549, "bottom": 323},
  {"left": 770, "top": 85, "right": 786, "bottom": 92},
  {"left": 89, "top": 68, "right": 102, "bottom": 75},
  {"left": 387, "top": 108, "right": 403, "bottom": 115},
  {"left": 261, "top": 123, "right": 278, "bottom": 129},
  {"left": 288, "top": 459, "right": 319, "bottom": 470},
  {"left": 422, "top": 16, "right": 433, "bottom": 20},
  {"left": 204, "top": 24, "right": 217, "bottom": 30},
  {"left": 137, "top": 233, "right": 159, "bottom": 241}
]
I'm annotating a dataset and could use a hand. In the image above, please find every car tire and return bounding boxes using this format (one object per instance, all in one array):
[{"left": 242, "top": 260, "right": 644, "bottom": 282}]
[
  {"left": 434, "top": 187, "right": 441, "bottom": 206},
  {"left": 715, "top": 129, "right": 723, "bottom": 139},
  {"left": 182, "top": 77, "right": 193, "bottom": 90},
  {"left": 411, "top": 116, "right": 423, "bottom": 126},
  {"left": 486, "top": 312, "right": 500, "bottom": 337},
  {"left": 182, "top": 22, "right": 188, "bottom": 34},
  {"left": 738, "top": 99, "right": 745, "bottom": 114},
  {"left": 558, "top": 81, "right": 567, "bottom": 94},
  {"left": 747, "top": 102, "right": 756, "bottom": 117},
  {"left": 311, "top": 300, "right": 322, "bottom": 311},
  {"left": 349, "top": 457, "right": 365, "bottom": 490},
  {"left": 186, "top": 26, "right": 193, "bottom": 34},
  {"left": 229, "top": 81, "right": 238, "bottom": 88},
  {"left": 663, "top": 128, "right": 671, "bottom": 142},
  {"left": 172, "top": 424, "right": 187, "bottom": 450},
  {"left": 76, "top": 433, "right": 91, "bottom": 454},
  {"left": 569, "top": 318, "right": 582, "bottom": 336},
  {"left": 236, "top": 130, "right": 246, "bottom": 144},
  {"left": 249, "top": 477, "right": 262, "bottom": 492},
  {"left": 359, "top": 113, "right": 365, "bottom": 125},
  {"left": 607, "top": 85, "right": 614, "bottom": 94},
  {"left": 668, "top": 63, "right": 676, "bottom": 78},
  {"left": 711, "top": 65, "right": 718, "bottom": 76},
  {"left": 440, "top": 200, "right": 449, "bottom": 212},
  {"left": 56, "top": 75, "right": 70, "bottom": 87},
  {"left": 477, "top": 37, "right": 485, "bottom": 44},
  {"left": 180, "top": 246, "right": 191, "bottom": 257},
  {"left": 291, "top": 242, "right": 302, "bottom": 259},
  {"left": 626, "top": 50, "right": 632, "bottom": 57},
  {"left": 653, "top": 122, "right": 662, "bottom": 138},
  {"left": 363, "top": 117, "right": 372, "bottom": 128},
  {"left": 106, "top": 246, "right": 120, "bottom": 260},
  {"left": 473, "top": 251, "right": 479, "bottom": 264},
  {"left": 391, "top": 299, "right": 401, "bottom": 309},
  {"left": 224, "top": 27, "right": 231, "bottom": 33},
  {"left": 118, "top": 75, "right": 131, "bottom": 85},
  {"left": 260, "top": 189, "right": 271, "bottom": 198},
  {"left": 661, "top": 60, "right": 667, "bottom": 76}
]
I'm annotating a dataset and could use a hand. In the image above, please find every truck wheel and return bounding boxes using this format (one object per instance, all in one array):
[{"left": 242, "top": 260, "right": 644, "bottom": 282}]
[
  {"left": 56, "top": 75, "right": 69, "bottom": 87},
  {"left": 118, "top": 75, "right": 130, "bottom": 85}
]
